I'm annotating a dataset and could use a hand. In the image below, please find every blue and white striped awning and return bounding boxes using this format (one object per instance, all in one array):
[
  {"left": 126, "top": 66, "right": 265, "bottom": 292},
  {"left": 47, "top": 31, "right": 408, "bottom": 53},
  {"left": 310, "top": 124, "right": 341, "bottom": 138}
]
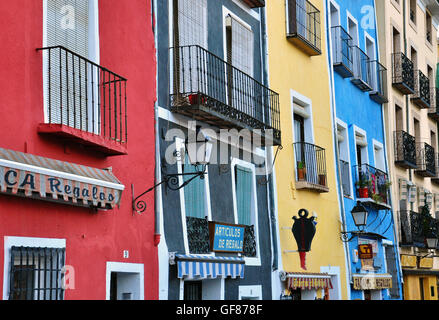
[{"left": 175, "top": 254, "right": 245, "bottom": 280}]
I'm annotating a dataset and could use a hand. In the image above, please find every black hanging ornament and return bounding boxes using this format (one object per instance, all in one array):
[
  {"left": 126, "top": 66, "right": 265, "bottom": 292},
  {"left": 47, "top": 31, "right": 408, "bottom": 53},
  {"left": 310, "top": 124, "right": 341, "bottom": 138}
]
[{"left": 292, "top": 209, "right": 316, "bottom": 270}]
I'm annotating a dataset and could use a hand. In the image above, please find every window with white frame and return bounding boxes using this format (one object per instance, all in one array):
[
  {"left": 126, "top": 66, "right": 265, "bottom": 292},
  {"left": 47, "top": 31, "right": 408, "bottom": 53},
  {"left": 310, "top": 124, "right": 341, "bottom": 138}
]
[
  {"left": 231, "top": 159, "right": 258, "bottom": 260},
  {"left": 4, "top": 237, "right": 66, "bottom": 301},
  {"left": 337, "top": 121, "right": 351, "bottom": 196},
  {"left": 44, "top": 0, "right": 100, "bottom": 133},
  {"left": 174, "top": 0, "right": 207, "bottom": 48}
]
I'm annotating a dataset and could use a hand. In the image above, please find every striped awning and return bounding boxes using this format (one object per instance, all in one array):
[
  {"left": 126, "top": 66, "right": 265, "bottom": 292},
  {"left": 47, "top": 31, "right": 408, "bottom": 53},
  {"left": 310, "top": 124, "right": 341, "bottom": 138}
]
[
  {"left": 0, "top": 147, "right": 124, "bottom": 209},
  {"left": 175, "top": 254, "right": 245, "bottom": 280},
  {"left": 286, "top": 272, "right": 333, "bottom": 290}
]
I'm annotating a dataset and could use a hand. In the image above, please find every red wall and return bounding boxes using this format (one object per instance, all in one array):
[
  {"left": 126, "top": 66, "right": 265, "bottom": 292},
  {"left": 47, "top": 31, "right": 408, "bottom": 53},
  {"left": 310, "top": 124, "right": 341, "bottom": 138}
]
[{"left": 0, "top": 0, "right": 157, "bottom": 299}]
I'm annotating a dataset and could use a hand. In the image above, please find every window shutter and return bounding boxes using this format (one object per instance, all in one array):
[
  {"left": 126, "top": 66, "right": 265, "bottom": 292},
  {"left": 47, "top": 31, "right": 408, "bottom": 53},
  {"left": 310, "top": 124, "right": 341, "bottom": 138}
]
[
  {"left": 183, "top": 154, "right": 206, "bottom": 219},
  {"left": 47, "top": 0, "right": 89, "bottom": 58},
  {"left": 384, "top": 245, "right": 401, "bottom": 299},
  {"left": 176, "top": 0, "right": 207, "bottom": 48},
  {"left": 235, "top": 165, "right": 253, "bottom": 226},
  {"left": 46, "top": 0, "right": 91, "bottom": 131},
  {"left": 408, "top": 183, "right": 417, "bottom": 203},
  {"left": 226, "top": 16, "right": 254, "bottom": 77}
]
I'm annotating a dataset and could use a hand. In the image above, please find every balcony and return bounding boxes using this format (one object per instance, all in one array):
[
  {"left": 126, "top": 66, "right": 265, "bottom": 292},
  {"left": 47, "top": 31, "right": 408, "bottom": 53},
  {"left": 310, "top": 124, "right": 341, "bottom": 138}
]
[
  {"left": 399, "top": 210, "right": 439, "bottom": 249},
  {"left": 392, "top": 52, "right": 415, "bottom": 95},
  {"left": 354, "top": 164, "right": 391, "bottom": 210},
  {"left": 427, "top": 87, "right": 439, "bottom": 121},
  {"left": 394, "top": 131, "right": 417, "bottom": 169},
  {"left": 414, "top": 142, "right": 436, "bottom": 177},
  {"left": 350, "top": 46, "right": 373, "bottom": 92},
  {"left": 399, "top": 210, "right": 426, "bottom": 247},
  {"left": 369, "top": 60, "right": 389, "bottom": 104},
  {"left": 170, "top": 45, "right": 281, "bottom": 146},
  {"left": 411, "top": 70, "right": 431, "bottom": 109},
  {"left": 293, "top": 142, "right": 329, "bottom": 193},
  {"left": 37, "top": 46, "right": 127, "bottom": 156},
  {"left": 331, "top": 26, "right": 353, "bottom": 78},
  {"left": 340, "top": 159, "right": 351, "bottom": 197},
  {"left": 241, "top": 0, "right": 265, "bottom": 7},
  {"left": 286, "top": 0, "right": 321, "bottom": 56}
]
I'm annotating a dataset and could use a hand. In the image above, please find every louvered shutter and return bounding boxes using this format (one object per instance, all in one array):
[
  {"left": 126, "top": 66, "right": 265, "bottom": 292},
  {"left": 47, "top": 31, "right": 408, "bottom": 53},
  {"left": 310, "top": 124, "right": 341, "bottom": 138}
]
[
  {"left": 174, "top": 0, "right": 207, "bottom": 97},
  {"left": 183, "top": 154, "right": 206, "bottom": 219},
  {"left": 225, "top": 16, "right": 256, "bottom": 123},
  {"left": 418, "top": 186, "right": 425, "bottom": 208},
  {"left": 226, "top": 16, "right": 254, "bottom": 77},
  {"left": 399, "top": 179, "right": 407, "bottom": 201},
  {"left": 235, "top": 165, "right": 253, "bottom": 226},
  {"left": 408, "top": 183, "right": 417, "bottom": 203},
  {"left": 46, "top": 0, "right": 92, "bottom": 132},
  {"left": 425, "top": 190, "right": 433, "bottom": 209},
  {"left": 177, "top": 0, "right": 207, "bottom": 48}
]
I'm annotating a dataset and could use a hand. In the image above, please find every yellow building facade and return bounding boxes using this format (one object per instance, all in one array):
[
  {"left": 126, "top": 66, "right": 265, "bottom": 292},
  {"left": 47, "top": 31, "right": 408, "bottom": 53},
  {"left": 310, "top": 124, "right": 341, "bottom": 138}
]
[
  {"left": 266, "top": 0, "right": 349, "bottom": 300},
  {"left": 376, "top": 0, "right": 439, "bottom": 300}
]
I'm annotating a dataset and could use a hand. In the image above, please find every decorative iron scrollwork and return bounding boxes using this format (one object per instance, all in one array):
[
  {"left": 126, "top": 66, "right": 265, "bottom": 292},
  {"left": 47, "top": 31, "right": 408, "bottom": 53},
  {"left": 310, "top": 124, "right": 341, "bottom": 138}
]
[{"left": 187, "top": 217, "right": 210, "bottom": 254}]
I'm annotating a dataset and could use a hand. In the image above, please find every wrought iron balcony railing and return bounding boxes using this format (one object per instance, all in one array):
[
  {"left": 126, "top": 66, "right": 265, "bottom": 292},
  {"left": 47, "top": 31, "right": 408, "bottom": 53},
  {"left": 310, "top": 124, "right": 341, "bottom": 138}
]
[
  {"left": 37, "top": 46, "right": 127, "bottom": 154},
  {"left": 293, "top": 142, "right": 328, "bottom": 192},
  {"left": 286, "top": 0, "right": 321, "bottom": 56},
  {"left": 394, "top": 130, "right": 417, "bottom": 169},
  {"left": 170, "top": 45, "right": 281, "bottom": 146},
  {"left": 369, "top": 60, "right": 388, "bottom": 104},
  {"left": 399, "top": 211, "right": 439, "bottom": 249},
  {"left": 392, "top": 52, "right": 415, "bottom": 95},
  {"left": 428, "top": 87, "right": 439, "bottom": 121},
  {"left": 331, "top": 26, "right": 353, "bottom": 78},
  {"left": 354, "top": 163, "right": 391, "bottom": 208},
  {"left": 351, "top": 46, "right": 372, "bottom": 92},
  {"left": 399, "top": 210, "right": 425, "bottom": 246},
  {"left": 186, "top": 217, "right": 257, "bottom": 257},
  {"left": 414, "top": 142, "right": 436, "bottom": 177},
  {"left": 411, "top": 70, "right": 431, "bottom": 109},
  {"left": 340, "top": 159, "right": 351, "bottom": 197}
]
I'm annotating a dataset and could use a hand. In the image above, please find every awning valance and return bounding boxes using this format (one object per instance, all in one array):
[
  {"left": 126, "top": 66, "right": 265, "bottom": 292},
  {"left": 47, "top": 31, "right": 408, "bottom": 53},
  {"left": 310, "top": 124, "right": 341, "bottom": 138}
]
[
  {"left": 175, "top": 254, "right": 245, "bottom": 280},
  {"left": 286, "top": 272, "right": 333, "bottom": 290},
  {"left": 352, "top": 273, "right": 392, "bottom": 290},
  {"left": 0, "top": 147, "right": 124, "bottom": 209}
]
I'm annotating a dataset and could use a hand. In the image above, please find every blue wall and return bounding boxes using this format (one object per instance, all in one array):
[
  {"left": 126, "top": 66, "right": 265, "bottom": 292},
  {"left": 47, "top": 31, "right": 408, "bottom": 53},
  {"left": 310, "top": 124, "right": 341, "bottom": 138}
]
[{"left": 327, "top": 0, "right": 403, "bottom": 300}]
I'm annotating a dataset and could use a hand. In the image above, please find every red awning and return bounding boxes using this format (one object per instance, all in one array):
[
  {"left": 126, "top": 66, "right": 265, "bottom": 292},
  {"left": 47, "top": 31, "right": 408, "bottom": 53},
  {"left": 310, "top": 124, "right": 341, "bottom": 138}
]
[{"left": 0, "top": 147, "right": 124, "bottom": 209}]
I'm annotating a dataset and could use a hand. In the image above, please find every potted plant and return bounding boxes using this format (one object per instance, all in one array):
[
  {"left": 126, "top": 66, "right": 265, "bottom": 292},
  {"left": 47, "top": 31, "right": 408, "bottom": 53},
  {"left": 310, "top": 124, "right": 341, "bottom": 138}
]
[
  {"left": 297, "top": 161, "right": 306, "bottom": 181},
  {"left": 356, "top": 178, "right": 371, "bottom": 198},
  {"left": 188, "top": 93, "right": 207, "bottom": 105}
]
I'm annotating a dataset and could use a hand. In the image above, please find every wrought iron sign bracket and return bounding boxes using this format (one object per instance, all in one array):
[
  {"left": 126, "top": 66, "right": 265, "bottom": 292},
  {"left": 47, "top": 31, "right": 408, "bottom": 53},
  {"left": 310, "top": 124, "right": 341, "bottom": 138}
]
[
  {"left": 340, "top": 231, "right": 360, "bottom": 243},
  {"left": 132, "top": 159, "right": 208, "bottom": 215}
]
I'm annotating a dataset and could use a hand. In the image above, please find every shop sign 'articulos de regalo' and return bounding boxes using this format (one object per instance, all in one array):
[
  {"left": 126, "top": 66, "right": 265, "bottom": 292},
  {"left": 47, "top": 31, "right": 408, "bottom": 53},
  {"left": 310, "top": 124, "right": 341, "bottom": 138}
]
[
  {"left": 0, "top": 152, "right": 124, "bottom": 208},
  {"left": 209, "top": 221, "right": 245, "bottom": 253}
]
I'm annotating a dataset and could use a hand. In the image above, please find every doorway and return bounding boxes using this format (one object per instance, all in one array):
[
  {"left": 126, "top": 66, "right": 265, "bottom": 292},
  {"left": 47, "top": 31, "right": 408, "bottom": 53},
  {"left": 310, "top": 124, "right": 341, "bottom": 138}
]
[{"left": 106, "top": 262, "right": 144, "bottom": 300}]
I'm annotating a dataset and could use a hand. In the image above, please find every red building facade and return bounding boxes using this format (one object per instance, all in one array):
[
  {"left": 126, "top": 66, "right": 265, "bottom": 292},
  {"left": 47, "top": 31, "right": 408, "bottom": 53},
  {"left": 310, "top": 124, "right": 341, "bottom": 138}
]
[{"left": 0, "top": 0, "right": 157, "bottom": 300}]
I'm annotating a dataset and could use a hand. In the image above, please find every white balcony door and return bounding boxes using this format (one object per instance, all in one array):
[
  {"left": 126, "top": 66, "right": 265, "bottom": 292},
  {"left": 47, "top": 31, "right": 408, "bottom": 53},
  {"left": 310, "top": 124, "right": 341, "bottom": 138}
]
[
  {"left": 45, "top": 0, "right": 99, "bottom": 134},
  {"left": 175, "top": 0, "right": 207, "bottom": 96}
]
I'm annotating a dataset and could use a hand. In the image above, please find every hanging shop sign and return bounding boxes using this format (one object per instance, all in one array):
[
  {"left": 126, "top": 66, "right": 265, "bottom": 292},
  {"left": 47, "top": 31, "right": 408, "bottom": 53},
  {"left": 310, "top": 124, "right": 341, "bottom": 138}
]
[
  {"left": 0, "top": 148, "right": 124, "bottom": 209},
  {"left": 358, "top": 244, "right": 374, "bottom": 260},
  {"left": 291, "top": 208, "right": 316, "bottom": 270},
  {"left": 208, "top": 222, "right": 245, "bottom": 253},
  {"left": 400, "top": 255, "right": 417, "bottom": 268},
  {"left": 352, "top": 274, "right": 392, "bottom": 290}
]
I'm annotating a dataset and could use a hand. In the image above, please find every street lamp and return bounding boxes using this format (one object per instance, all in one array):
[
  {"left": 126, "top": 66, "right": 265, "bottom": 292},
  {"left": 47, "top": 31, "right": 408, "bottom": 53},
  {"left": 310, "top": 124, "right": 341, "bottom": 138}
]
[
  {"left": 341, "top": 201, "right": 369, "bottom": 242},
  {"left": 132, "top": 127, "right": 214, "bottom": 214},
  {"left": 425, "top": 237, "right": 439, "bottom": 250},
  {"left": 351, "top": 201, "right": 368, "bottom": 230}
]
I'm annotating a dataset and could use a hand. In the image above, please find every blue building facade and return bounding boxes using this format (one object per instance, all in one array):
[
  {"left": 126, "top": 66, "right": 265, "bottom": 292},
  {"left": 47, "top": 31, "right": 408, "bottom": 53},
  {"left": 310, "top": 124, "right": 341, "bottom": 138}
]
[{"left": 326, "top": 0, "right": 403, "bottom": 300}]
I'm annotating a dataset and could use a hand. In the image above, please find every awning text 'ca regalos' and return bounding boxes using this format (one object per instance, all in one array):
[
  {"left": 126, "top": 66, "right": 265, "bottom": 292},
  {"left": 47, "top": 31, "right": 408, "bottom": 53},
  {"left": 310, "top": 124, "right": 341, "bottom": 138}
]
[{"left": 0, "top": 148, "right": 124, "bottom": 209}]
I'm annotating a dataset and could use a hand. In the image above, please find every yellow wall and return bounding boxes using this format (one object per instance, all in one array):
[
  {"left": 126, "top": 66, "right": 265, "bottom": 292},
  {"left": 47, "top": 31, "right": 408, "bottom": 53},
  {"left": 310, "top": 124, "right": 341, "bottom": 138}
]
[
  {"left": 266, "top": 0, "right": 348, "bottom": 299},
  {"left": 403, "top": 275, "right": 438, "bottom": 300}
]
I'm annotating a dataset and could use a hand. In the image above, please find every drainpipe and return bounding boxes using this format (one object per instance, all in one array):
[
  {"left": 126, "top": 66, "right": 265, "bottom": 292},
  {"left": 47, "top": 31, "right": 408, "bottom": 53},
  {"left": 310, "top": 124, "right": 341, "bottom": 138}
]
[
  {"left": 259, "top": 6, "right": 279, "bottom": 273},
  {"left": 325, "top": 0, "right": 352, "bottom": 299}
]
